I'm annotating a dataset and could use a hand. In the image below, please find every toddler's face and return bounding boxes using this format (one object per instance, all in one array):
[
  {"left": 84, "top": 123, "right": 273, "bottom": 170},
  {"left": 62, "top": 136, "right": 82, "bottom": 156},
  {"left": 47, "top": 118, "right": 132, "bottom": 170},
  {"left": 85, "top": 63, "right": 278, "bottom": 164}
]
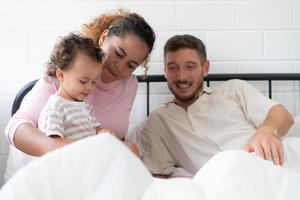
[{"left": 60, "top": 53, "right": 102, "bottom": 101}]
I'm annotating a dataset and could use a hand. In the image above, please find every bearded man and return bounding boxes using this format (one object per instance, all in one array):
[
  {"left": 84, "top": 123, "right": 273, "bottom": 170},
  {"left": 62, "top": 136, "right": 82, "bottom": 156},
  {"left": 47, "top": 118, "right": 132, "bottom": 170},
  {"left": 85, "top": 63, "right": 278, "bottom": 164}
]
[{"left": 136, "top": 34, "right": 294, "bottom": 178}]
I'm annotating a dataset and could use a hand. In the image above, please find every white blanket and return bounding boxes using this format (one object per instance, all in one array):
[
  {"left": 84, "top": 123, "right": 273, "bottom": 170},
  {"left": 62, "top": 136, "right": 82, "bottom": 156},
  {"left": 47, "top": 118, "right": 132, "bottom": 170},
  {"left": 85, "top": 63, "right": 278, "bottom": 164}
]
[{"left": 1, "top": 134, "right": 300, "bottom": 200}]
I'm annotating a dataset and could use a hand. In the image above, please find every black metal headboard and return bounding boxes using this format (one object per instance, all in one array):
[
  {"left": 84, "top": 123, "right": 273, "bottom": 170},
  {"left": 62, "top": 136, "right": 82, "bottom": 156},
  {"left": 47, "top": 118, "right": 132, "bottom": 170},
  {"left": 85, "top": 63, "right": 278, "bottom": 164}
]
[
  {"left": 137, "top": 73, "right": 300, "bottom": 116},
  {"left": 11, "top": 73, "right": 300, "bottom": 116}
]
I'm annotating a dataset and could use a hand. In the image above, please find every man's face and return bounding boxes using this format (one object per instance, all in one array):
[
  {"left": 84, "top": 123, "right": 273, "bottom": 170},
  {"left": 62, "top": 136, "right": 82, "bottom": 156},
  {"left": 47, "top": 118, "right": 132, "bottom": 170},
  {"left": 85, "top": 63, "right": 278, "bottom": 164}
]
[{"left": 164, "top": 48, "right": 209, "bottom": 106}]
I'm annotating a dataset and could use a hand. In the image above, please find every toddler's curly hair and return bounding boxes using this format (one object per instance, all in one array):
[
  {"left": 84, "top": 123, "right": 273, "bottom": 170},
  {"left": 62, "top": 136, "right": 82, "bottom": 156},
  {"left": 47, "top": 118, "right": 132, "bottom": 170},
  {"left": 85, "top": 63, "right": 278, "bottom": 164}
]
[{"left": 45, "top": 33, "right": 104, "bottom": 80}]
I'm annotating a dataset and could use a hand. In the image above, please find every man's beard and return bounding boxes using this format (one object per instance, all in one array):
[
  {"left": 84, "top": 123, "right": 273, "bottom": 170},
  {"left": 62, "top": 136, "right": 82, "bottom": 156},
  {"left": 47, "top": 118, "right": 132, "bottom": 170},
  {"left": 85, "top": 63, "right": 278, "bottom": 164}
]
[{"left": 168, "top": 79, "right": 204, "bottom": 103}]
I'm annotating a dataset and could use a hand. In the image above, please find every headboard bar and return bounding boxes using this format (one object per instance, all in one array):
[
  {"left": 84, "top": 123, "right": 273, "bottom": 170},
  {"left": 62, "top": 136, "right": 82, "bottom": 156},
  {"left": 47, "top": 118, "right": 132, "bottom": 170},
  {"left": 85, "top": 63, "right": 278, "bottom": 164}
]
[
  {"left": 11, "top": 73, "right": 300, "bottom": 116},
  {"left": 137, "top": 73, "right": 300, "bottom": 82},
  {"left": 136, "top": 73, "right": 300, "bottom": 116}
]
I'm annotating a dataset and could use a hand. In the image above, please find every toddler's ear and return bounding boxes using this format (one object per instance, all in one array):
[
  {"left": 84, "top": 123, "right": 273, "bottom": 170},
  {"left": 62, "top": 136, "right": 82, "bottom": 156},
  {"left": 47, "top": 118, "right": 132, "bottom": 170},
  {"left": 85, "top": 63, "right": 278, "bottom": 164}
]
[{"left": 56, "top": 68, "right": 64, "bottom": 81}]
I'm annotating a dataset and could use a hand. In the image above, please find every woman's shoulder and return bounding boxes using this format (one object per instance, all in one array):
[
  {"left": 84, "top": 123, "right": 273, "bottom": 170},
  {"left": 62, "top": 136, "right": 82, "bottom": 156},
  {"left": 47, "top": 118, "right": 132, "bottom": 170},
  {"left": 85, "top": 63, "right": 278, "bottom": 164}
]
[
  {"left": 123, "top": 74, "right": 138, "bottom": 87},
  {"left": 22, "top": 77, "right": 59, "bottom": 103},
  {"left": 33, "top": 77, "right": 59, "bottom": 94}
]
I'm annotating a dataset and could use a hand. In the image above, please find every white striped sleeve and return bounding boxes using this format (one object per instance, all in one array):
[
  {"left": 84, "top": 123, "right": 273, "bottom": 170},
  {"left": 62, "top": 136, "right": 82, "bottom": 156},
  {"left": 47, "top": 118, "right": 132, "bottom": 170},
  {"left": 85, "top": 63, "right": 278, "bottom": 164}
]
[{"left": 42, "top": 108, "right": 65, "bottom": 138}]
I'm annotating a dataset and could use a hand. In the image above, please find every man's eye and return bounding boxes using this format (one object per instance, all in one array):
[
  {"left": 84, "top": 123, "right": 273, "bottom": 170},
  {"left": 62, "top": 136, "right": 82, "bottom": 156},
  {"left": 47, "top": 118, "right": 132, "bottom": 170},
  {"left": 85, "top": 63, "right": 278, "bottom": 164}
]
[{"left": 168, "top": 65, "right": 177, "bottom": 70}]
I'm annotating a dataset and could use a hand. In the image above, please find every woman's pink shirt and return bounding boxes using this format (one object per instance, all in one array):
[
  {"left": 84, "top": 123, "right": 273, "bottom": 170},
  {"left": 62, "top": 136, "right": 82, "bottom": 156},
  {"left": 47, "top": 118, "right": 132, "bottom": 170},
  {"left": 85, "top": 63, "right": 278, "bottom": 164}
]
[{"left": 5, "top": 75, "right": 138, "bottom": 145}]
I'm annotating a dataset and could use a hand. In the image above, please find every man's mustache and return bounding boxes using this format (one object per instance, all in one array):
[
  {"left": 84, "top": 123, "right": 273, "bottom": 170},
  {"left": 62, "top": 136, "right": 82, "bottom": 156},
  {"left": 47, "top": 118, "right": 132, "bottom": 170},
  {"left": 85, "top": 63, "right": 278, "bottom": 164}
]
[{"left": 175, "top": 80, "right": 193, "bottom": 85}]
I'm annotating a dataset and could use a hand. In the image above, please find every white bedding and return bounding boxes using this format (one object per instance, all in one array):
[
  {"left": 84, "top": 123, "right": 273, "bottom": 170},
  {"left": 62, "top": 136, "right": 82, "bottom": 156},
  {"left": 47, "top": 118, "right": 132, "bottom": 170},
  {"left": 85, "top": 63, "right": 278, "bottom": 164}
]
[{"left": 1, "top": 134, "right": 300, "bottom": 200}]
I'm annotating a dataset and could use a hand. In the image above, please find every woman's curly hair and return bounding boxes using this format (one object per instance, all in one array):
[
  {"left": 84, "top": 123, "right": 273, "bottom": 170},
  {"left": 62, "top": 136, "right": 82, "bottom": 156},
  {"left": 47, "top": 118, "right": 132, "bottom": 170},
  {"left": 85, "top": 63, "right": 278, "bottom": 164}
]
[{"left": 82, "top": 9, "right": 155, "bottom": 76}]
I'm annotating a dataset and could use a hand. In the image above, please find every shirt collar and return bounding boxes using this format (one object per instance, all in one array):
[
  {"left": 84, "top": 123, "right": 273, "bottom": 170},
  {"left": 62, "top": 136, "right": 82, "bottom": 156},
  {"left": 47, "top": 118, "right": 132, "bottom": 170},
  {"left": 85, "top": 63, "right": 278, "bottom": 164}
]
[
  {"left": 201, "top": 85, "right": 213, "bottom": 95},
  {"left": 95, "top": 77, "right": 122, "bottom": 91}
]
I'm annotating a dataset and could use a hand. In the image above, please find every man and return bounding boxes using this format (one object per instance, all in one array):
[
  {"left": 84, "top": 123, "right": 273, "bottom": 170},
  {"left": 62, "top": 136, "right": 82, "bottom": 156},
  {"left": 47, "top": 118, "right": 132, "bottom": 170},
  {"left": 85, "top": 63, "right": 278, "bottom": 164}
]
[{"left": 135, "top": 34, "right": 294, "bottom": 177}]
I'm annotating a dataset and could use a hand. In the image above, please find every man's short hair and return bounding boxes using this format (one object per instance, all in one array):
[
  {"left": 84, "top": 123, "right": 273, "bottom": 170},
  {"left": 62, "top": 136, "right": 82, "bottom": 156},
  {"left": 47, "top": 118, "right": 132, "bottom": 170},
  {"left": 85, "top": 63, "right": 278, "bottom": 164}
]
[{"left": 163, "top": 34, "right": 207, "bottom": 63}]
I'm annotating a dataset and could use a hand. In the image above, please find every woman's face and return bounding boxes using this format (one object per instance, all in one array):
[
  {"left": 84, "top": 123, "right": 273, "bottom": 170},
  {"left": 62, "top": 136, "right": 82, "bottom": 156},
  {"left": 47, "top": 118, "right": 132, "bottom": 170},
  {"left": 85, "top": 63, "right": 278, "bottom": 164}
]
[{"left": 99, "top": 33, "right": 149, "bottom": 83}]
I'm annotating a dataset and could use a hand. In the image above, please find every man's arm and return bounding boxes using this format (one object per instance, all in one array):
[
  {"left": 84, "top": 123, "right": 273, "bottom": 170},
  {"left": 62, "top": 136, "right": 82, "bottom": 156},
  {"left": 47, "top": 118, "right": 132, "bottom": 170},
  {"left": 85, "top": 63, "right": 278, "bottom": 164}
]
[
  {"left": 244, "top": 105, "right": 294, "bottom": 165},
  {"left": 137, "top": 117, "right": 177, "bottom": 177}
]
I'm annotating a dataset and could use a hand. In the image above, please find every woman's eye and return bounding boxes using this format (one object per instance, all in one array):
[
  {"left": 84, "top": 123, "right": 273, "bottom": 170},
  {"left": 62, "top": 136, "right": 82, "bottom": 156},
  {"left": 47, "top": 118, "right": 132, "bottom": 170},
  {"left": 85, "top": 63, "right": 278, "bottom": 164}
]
[
  {"left": 79, "top": 80, "right": 87, "bottom": 84},
  {"left": 115, "top": 50, "right": 123, "bottom": 58},
  {"left": 128, "top": 64, "right": 134, "bottom": 69}
]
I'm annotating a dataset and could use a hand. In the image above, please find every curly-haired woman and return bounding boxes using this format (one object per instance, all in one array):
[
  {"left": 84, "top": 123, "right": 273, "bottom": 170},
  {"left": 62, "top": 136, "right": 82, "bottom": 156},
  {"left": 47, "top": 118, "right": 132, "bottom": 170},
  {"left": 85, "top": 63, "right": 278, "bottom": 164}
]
[{"left": 4, "top": 9, "right": 155, "bottom": 181}]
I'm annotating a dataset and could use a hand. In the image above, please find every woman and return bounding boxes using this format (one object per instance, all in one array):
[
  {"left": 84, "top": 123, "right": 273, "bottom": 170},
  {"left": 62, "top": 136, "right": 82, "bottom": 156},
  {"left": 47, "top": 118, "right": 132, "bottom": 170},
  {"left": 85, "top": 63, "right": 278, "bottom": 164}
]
[{"left": 4, "top": 9, "right": 155, "bottom": 181}]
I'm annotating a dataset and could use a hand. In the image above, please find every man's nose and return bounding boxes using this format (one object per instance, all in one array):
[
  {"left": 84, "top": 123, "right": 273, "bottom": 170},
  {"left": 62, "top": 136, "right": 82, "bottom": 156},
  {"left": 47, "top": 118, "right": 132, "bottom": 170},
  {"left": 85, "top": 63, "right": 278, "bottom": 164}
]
[{"left": 177, "top": 68, "right": 187, "bottom": 80}]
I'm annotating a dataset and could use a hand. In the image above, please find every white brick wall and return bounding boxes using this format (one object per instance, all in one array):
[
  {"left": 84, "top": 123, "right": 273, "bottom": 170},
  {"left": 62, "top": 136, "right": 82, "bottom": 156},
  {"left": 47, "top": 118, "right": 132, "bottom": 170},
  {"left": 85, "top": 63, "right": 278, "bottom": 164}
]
[
  {"left": 178, "top": 2, "right": 236, "bottom": 30},
  {"left": 0, "top": 0, "right": 299, "bottom": 186},
  {"left": 238, "top": 2, "right": 292, "bottom": 30},
  {"left": 207, "top": 31, "right": 264, "bottom": 60},
  {"left": 265, "top": 31, "right": 300, "bottom": 60}
]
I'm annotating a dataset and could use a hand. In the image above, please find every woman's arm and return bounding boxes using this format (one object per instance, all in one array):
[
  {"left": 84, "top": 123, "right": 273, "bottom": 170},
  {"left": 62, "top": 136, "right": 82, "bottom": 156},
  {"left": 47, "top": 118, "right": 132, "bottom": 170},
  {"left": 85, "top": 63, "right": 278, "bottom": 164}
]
[
  {"left": 5, "top": 79, "right": 60, "bottom": 155},
  {"left": 14, "top": 123, "right": 68, "bottom": 156}
]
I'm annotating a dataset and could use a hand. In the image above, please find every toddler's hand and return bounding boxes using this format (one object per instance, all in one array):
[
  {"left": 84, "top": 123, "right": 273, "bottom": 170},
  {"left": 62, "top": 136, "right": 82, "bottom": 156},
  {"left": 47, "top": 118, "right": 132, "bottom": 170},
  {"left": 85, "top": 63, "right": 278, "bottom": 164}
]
[
  {"left": 124, "top": 141, "right": 140, "bottom": 158},
  {"left": 96, "top": 128, "right": 115, "bottom": 136}
]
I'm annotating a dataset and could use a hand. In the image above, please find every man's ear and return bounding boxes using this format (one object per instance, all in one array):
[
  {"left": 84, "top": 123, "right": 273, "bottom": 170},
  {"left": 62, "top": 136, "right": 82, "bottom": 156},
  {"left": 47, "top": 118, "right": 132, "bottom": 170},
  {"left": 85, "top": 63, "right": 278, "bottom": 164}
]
[
  {"left": 56, "top": 68, "right": 64, "bottom": 81},
  {"left": 98, "top": 29, "right": 109, "bottom": 47},
  {"left": 164, "top": 63, "right": 168, "bottom": 80},
  {"left": 203, "top": 60, "right": 210, "bottom": 77}
]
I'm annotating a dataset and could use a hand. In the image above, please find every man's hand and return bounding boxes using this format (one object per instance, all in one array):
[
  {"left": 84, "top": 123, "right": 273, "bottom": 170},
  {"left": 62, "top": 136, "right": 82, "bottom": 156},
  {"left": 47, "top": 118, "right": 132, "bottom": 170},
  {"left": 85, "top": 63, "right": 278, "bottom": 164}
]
[
  {"left": 243, "top": 125, "right": 284, "bottom": 166},
  {"left": 244, "top": 105, "right": 294, "bottom": 166}
]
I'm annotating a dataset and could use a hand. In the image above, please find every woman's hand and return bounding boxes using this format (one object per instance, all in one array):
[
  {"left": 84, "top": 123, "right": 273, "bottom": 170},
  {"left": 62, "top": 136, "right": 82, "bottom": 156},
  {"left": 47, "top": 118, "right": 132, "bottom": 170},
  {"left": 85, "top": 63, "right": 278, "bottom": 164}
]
[{"left": 14, "top": 123, "right": 69, "bottom": 156}]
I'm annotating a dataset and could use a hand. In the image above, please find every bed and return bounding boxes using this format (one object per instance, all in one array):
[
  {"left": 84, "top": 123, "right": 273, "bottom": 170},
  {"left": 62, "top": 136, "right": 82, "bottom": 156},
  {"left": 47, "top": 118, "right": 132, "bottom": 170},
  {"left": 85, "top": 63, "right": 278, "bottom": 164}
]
[
  {"left": 2, "top": 73, "right": 300, "bottom": 200},
  {"left": 1, "top": 133, "right": 300, "bottom": 200}
]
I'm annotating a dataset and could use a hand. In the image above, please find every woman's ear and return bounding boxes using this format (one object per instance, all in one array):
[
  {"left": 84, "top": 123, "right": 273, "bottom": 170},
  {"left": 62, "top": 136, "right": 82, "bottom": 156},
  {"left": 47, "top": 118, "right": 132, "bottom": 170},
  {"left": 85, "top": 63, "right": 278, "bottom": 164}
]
[
  {"left": 56, "top": 68, "right": 64, "bottom": 81},
  {"left": 98, "top": 29, "right": 109, "bottom": 47}
]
